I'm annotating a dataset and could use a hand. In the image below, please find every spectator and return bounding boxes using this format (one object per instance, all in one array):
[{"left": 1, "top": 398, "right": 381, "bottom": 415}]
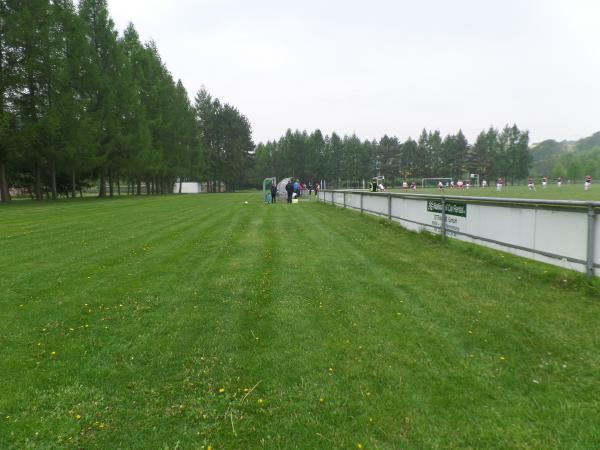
[
  {"left": 270, "top": 183, "right": 277, "bottom": 203},
  {"left": 286, "top": 180, "right": 294, "bottom": 203}
]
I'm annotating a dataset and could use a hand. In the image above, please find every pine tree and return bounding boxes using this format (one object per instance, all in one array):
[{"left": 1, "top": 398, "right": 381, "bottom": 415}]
[{"left": 78, "top": 0, "right": 121, "bottom": 197}]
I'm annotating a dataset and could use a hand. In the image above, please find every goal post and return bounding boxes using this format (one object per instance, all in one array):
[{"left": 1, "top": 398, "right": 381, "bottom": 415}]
[{"left": 421, "top": 178, "right": 453, "bottom": 188}]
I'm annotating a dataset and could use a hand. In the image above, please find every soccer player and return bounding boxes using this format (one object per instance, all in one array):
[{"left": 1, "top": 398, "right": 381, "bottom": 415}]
[
  {"left": 585, "top": 175, "right": 592, "bottom": 191},
  {"left": 402, "top": 181, "right": 408, "bottom": 191},
  {"left": 437, "top": 181, "right": 444, "bottom": 191},
  {"left": 482, "top": 180, "right": 488, "bottom": 188},
  {"left": 541, "top": 176, "right": 548, "bottom": 188},
  {"left": 410, "top": 181, "right": 417, "bottom": 190},
  {"left": 556, "top": 177, "right": 562, "bottom": 188},
  {"left": 450, "top": 180, "right": 455, "bottom": 189},
  {"left": 496, "top": 178, "right": 504, "bottom": 191},
  {"left": 527, "top": 177, "right": 535, "bottom": 190},
  {"left": 457, "top": 180, "right": 463, "bottom": 189}
]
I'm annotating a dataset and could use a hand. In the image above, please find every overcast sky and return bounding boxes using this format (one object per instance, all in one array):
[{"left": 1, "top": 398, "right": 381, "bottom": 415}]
[{"left": 107, "top": 0, "right": 600, "bottom": 145}]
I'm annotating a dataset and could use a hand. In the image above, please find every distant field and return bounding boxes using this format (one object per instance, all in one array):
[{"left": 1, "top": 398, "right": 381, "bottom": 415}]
[
  {"left": 1, "top": 194, "right": 599, "bottom": 448},
  {"left": 389, "top": 184, "right": 600, "bottom": 201}
]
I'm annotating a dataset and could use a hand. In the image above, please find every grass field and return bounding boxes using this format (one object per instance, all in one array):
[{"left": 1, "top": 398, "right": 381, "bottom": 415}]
[
  {"left": 1, "top": 194, "right": 600, "bottom": 449},
  {"left": 390, "top": 184, "right": 600, "bottom": 201}
]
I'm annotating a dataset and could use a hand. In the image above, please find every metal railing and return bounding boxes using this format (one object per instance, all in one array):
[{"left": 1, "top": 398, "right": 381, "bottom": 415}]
[{"left": 319, "top": 190, "right": 600, "bottom": 279}]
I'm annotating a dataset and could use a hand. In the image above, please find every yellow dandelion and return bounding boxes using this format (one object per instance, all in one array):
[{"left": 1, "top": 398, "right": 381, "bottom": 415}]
[
  {"left": 50, "top": 351, "right": 57, "bottom": 358},
  {"left": 357, "top": 444, "right": 363, "bottom": 449},
  {"left": 75, "top": 414, "right": 81, "bottom": 420},
  {"left": 319, "top": 397, "right": 325, "bottom": 404},
  {"left": 257, "top": 398, "right": 264, "bottom": 405},
  {"left": 218, "top": 388, "right": 225, "bottom": 393},
  {"left": 500, "top": 356, "right": 506, "bottom": 361}
]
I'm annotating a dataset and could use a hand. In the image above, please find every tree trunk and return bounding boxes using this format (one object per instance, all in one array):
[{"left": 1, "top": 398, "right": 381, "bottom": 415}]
[
  {"left": 146, "top": 179, "right": 151, "bottom": 195},
  {"left": 137, "top": 178, "right": 142, "bottom": 195},
  {"left": 0, "top": 162, "right": 10, "bottom": 202},
  {"left": 179, "top": 178, "right": 183, "bottom": 194},
  {"left": 50, "top": 161, "right": 57, "bottom": 200},
  {"left": 35, "top": 162, "right": 43, "bottom": 200},
  {"left": 99, "top": 168, "right": 106, "bottom": 198},
  {"left": 108, "top": 168, "right": 114, "bottom": 197},
  {"left": 117, "top": 175, "right": 121, "bottom": 196},
  {"left": 71, "top": 168, "right": 77, "bottom": 199}
]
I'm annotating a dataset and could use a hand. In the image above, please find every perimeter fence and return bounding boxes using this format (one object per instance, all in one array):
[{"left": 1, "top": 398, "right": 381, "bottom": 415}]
[{"left": 318, "top": 190, "right": 600, "bottom": 278}]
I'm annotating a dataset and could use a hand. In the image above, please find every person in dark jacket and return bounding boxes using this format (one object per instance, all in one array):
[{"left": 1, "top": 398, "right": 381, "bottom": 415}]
[
  {"left": 270, "top": 183, "right": 277, "bottom": 203},
  {"left": 285, "top": 180, "right": 294, "bottom": 203}
]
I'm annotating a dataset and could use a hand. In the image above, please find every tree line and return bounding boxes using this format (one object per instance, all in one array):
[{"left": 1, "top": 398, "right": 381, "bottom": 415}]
[
  {"left": 550, "top": 149, "right": 600, "bottom": 182},
  {"left": 0, "top": 0, "right": 253, "bottom": 202},
  {"left": 253, "top": 125, "right": 531, "bottom": 187}
]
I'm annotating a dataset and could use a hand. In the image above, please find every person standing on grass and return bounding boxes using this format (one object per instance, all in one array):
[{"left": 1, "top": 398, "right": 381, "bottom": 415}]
[
  {"left": 542, "top": 176, "right": 548, "bottom": 188},
  {"left": 585, "top": 175, "right": 592, "bottom": 191},
  {"left": 496, "top": 177, "right": 504, "bottom": 191},
  {"left": 293, "top": 179, "right": 300, "bottom": 197},
  {"left": 315, "top": 183, "right": 320, "bottom": 196},
  {"left": 308, "top": 182, "right": 313, "bottom": 196},
  {"left": 528, "top": 177, "right": 535, "bottom": 190},
  {"left": 557, "top": 176, "right": 563, "bottom": 187},
  {"left": 286, "top": 179, "right": 294, "bottom": 203},
  {"left": 270, "top": 183, "right": 277, "bottom": 203}
]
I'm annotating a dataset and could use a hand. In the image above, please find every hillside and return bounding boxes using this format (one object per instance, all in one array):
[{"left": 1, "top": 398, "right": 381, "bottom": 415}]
[{"left": 531, "top": 131, "right": 600, "bottom": 175}]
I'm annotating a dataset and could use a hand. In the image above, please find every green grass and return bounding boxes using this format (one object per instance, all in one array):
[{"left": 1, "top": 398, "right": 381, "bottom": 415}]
[
  {"left": 1, "top": 194, "right": 600, "bottom": 449},
  {"left": 389, "top": 184, "right": 600, "bottom": 201}
]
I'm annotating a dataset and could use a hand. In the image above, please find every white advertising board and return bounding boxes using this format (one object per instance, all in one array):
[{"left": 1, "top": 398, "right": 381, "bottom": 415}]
[
  {"left": 320, "top": 191, "right": 598, "bottom": 276},
  {"left": 595, "top": 216, "right": 600, "bottom": 276}
]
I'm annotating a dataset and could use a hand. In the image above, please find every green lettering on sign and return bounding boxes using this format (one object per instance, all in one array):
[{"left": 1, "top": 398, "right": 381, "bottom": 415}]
[{"left": 427, "top": 200, "right": 467, "bottom": 218}]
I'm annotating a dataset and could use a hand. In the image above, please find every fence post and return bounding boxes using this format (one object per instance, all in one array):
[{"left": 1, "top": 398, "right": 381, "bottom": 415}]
[
  {"left": 360, "top": 193, "right": 364, "bottom": 213},
  {"left": 587, "top": 204, "right": 596, "bottom": 279},
  {"left": 388, "top": 194, "right": 392, "bottom": 221},
  {"left": 343, "top": 192, "right": 346, "bottom": 209},
  {"left": 441, "top": 197, "right": 447, "bottom": 240}
]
